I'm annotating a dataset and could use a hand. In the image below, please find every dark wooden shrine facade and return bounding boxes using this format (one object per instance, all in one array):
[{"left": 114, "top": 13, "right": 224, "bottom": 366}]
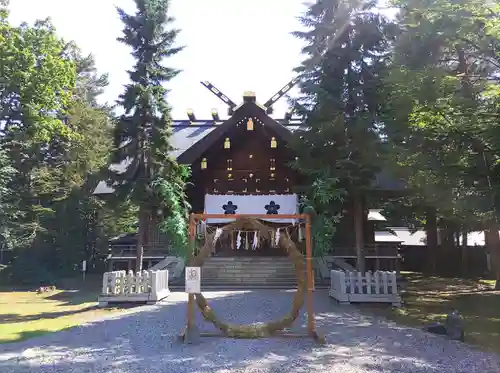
[
  {"left": 95, "top": 90, "right": 405, "bottom": 268},
  {"left": 186, "top": 115, "right": 301, "bottom": 212}
]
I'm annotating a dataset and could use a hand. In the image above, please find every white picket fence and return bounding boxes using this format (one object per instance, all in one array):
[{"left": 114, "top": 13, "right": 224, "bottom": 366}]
[
  {"left": 98, "top": 269, "right": 170, "bottom": 306},
  {"left": 329, "top": 270, "right": 401, "bottom": 306}
]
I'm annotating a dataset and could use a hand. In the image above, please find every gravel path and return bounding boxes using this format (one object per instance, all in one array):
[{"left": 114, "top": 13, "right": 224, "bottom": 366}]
[{"left": 1, "top": 290, "right": 499, "bottom": 373}]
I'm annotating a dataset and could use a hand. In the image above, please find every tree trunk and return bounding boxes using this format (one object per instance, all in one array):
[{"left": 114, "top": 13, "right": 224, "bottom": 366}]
[
  {"left": 352, "top": 190, "right": 365, "bottom": 273},
  {"left": 135, "top": 207, "right": 147, "bottom": 272},
  {"left": 461, "top": 231, "right": 468, "bottom": 277},
  {"left": 485, "top": 220, "right": 500, "bottom": 290},
  {"left": 425, "top": 207, "right": 438, "bottom": 274}
]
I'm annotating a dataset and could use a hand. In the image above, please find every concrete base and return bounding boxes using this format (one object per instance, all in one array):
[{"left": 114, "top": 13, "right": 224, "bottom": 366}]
[{"left": 98, "top": 289, "right": 170, "bottom": 307}]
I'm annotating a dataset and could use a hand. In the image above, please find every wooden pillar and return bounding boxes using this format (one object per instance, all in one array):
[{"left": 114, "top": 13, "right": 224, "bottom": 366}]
[
  {"left": 187, "top": 215, "right": 195, "bottom": 327},
  {"left": 305, "top": 214, "right": 315, "bottom": 336},
  {"left": 353, "top": 190, "right": 365, "bottom": 273}
]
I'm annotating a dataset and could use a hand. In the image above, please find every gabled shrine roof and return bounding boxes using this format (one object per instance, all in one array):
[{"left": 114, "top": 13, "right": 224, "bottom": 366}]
[
  {"left": 93, "top": 102, "right": 303, "bottom": 195},
  {"left": 93, "top": 96, "right": 406, "bottom": 195},
  {"left": 169, "top": 118, "right": 303, "bottom": 160}
]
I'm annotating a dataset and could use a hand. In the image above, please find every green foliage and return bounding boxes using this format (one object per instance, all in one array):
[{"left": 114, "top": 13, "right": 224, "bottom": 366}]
[
  {"left": 383, "top": 0, "right": 500, "bottom": 227},
  {"left": 152, "top": 167, "right": 191, "bottom": 259},
  {"left": 108, "top": 0, "right": 184, "bottom": 208},
  {"left": 0, "top": 17, "right": 77, "bottom": 142},
  {"left": 291, "top": 0, "right": 393, "bottom": 254},
  {"left": 0, "top": 147, "right": 17, "bottom": 251},
  {"left": 0, "top": 11, "right": 124, "bottom": 283},
  {"left": 106, "top": 0, "right": 187, "bottom": 270}
]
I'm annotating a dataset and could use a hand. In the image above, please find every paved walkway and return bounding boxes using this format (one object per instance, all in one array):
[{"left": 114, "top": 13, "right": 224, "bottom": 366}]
[{"left": 1, "top": 290, "right": 499, "bottom": 373}]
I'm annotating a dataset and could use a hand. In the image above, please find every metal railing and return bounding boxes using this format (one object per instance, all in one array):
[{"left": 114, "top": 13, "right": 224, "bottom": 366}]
[
  {"left": 109, "top": 244, "right": 170, "bottom": 258},
  {"left": 330, "top": 243, "right": 400, "bottom": 258}
]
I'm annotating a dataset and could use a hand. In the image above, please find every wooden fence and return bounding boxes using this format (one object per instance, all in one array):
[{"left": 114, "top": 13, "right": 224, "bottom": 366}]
[
  {"left": 98, "top": 269, "right": 170, "bottom": 305},
  {"left": 329, "top": 270, "right": 401, "bottom": 306}
]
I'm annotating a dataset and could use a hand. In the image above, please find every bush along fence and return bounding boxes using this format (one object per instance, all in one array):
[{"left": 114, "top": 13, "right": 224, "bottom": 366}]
[
  {"left": 329, "top": 270, "right": 401, "bottom": 307},
  {"left": 98, "top": 269, "right": 170, "bottom": 306}
]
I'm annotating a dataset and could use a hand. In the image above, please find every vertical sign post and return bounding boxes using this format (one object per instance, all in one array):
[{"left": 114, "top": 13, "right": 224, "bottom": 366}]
[
  {"left": 82, "top": 260, "right": 87, "bottom": 282},
  {"left": 185, "top": 267, "right": 201, "bottom": 294}
]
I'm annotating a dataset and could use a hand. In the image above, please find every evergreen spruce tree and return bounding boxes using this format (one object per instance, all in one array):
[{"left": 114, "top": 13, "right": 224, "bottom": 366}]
[
  {"left": 108, "top": 0, "right": 187, "bottom": 271},
  {"left": 291, "top": 0, "right": 393, "bottom": 267}
]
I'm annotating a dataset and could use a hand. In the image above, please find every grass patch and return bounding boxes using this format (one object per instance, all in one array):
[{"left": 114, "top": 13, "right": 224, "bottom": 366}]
[
  {"left": 0, "top": 276, "right": 129, "bottom": 344},
  {"left": 360, "top": 272, "right": 500, "bottom": 354}
]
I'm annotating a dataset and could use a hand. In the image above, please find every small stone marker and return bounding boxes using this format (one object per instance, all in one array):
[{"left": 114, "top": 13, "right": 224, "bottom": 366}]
[
  {"left": 445, "top": 310, "right": 465, "bottom": 342},
  {"left": 423, "top": 310, "right": 465, "bottom": 342}
]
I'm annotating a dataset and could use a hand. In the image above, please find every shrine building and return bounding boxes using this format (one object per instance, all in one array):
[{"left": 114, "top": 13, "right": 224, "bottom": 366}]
[{"left": 94, "top": 81, "right": 404, "bottom": 270}]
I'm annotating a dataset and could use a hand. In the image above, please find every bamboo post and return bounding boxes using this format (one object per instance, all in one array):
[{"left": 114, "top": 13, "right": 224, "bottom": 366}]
[{"left": 305, "top": 214, "right": 315, "bottom": 335}]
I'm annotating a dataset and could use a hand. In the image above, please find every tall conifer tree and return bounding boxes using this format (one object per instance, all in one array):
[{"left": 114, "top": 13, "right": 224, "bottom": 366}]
[
  {"left": 291, "top": 0, "right": 393, "bottom": 267},
  {"left": 108, "top": 0, "right": 186, "bottom": 271}
]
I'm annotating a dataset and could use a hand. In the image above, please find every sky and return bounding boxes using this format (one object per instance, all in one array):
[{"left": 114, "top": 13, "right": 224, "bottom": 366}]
[{"left": 8, "top": 0, "right": 307, "bottom": 120}]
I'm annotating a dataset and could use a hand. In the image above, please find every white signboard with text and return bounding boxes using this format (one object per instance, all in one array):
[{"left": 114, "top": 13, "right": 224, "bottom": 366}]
[{"left": 185, "top": 267, "right": 201, "bottom": 294}]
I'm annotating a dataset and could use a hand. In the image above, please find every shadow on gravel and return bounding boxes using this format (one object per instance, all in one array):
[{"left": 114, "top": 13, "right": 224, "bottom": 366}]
[{"left": 0, "top": 290, "right": 499, "bottom": 373}]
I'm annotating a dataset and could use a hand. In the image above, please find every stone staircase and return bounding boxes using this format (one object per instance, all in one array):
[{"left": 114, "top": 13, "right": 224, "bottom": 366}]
[{"left": 170, "top": 256, "right": 326, "bottom": 290}]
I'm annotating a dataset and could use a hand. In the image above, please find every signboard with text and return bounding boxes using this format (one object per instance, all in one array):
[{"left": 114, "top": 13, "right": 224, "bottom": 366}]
[{"left": 185, "top": 267, "right": 201, "bottom": 294}]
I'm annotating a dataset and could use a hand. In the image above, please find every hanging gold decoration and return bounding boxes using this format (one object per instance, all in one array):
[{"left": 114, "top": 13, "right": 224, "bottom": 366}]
[
  {"left": 224, "top": 137, "right": 231, "bottom": 149},
  {"left": 247, "top": 118, "right": 254, "bottom": 131},
  {"left": 201, "top": 158, "right": 208, "bottom": 170},
  {"left": 270, "top": 137, "right": 277, "bottom": 148}
]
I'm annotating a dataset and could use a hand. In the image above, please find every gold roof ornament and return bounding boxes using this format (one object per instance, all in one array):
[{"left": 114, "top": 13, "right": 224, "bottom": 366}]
[{"left": 247, "top": 118, "right": 254, "bottom": 131}]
